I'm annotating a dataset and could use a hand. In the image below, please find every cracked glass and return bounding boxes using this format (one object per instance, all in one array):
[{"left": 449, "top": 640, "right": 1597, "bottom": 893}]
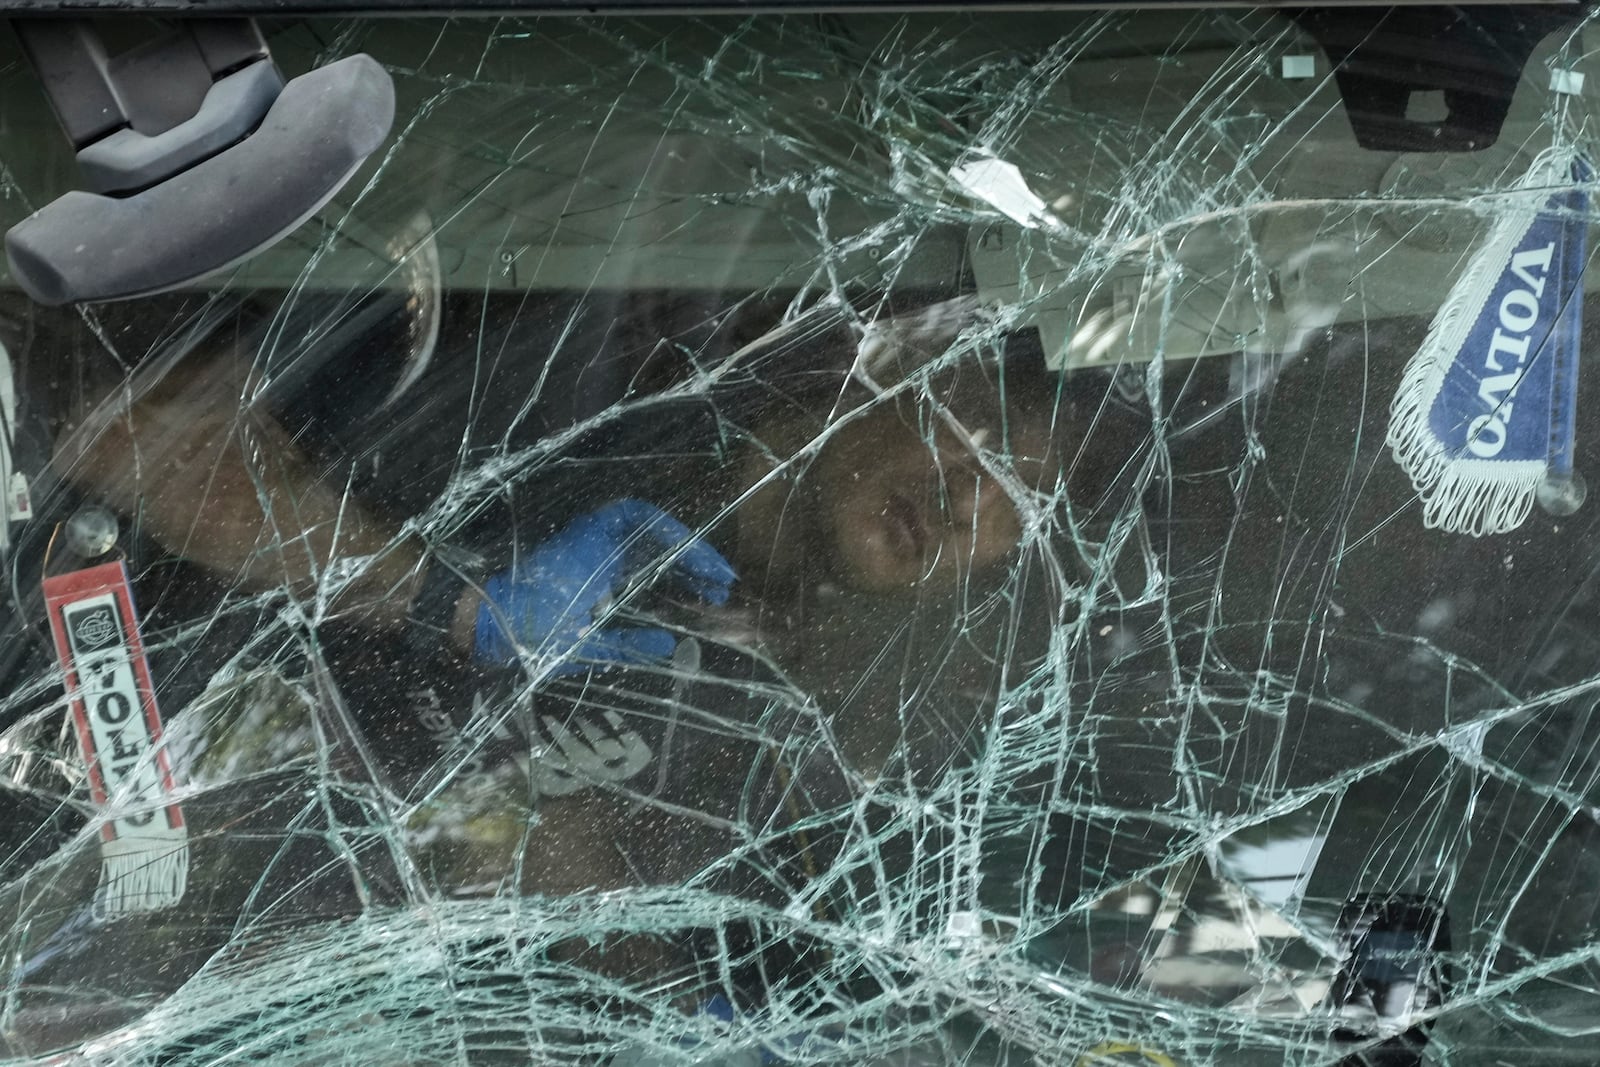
[{"left": 0, "top": 9, "right": 1597, "bottom": 1066}]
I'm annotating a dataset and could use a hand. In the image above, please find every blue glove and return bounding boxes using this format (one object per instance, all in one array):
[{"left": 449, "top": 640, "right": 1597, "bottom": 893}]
[{"left": 474, "top": 499, "right": 736, "bottom": 675}]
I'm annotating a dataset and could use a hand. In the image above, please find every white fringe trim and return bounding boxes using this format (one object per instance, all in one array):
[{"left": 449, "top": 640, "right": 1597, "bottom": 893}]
[
  {"left": 1387, "top": 146, "right": 1575, "bottom": 537},
  {"left": 96, "top": 830, "right": 188, "bottom": 917}
]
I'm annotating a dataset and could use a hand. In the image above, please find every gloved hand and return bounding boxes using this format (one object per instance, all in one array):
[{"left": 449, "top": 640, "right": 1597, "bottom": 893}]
[{"left": 474, "top": 499, "right": 735, "bottom": 675}]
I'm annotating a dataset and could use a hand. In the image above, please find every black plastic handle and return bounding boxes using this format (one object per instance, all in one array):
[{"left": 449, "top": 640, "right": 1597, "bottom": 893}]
[{"left": 5, "top": 53, "right": 394, "bottom": 305}]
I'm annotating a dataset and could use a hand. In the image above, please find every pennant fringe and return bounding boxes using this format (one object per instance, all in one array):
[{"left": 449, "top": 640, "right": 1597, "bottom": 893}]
[{"left": 96, "top": 833, "right": 189, "bottom": 918}]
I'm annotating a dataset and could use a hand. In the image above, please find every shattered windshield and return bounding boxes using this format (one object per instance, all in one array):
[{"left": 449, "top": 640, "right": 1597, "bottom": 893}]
[{"left": 0, "top": 8, "right": 1597, "bottom": 1066}]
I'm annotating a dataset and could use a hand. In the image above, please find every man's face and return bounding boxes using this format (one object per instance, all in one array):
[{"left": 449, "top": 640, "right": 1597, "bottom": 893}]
[{"left": 812, "top": 399, "right": 1035, "bottom": 593}]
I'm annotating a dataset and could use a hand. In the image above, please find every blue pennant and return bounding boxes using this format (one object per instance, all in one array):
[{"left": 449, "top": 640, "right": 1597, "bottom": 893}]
[{"left": 1388, "top": 152, "right": 1590, "bottom": 535}]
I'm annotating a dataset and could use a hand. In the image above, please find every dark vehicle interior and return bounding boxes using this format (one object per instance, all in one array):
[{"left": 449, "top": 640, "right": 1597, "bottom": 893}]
[{"left": 0, "top": 6, "right": 1596, "bottom": 1066}]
